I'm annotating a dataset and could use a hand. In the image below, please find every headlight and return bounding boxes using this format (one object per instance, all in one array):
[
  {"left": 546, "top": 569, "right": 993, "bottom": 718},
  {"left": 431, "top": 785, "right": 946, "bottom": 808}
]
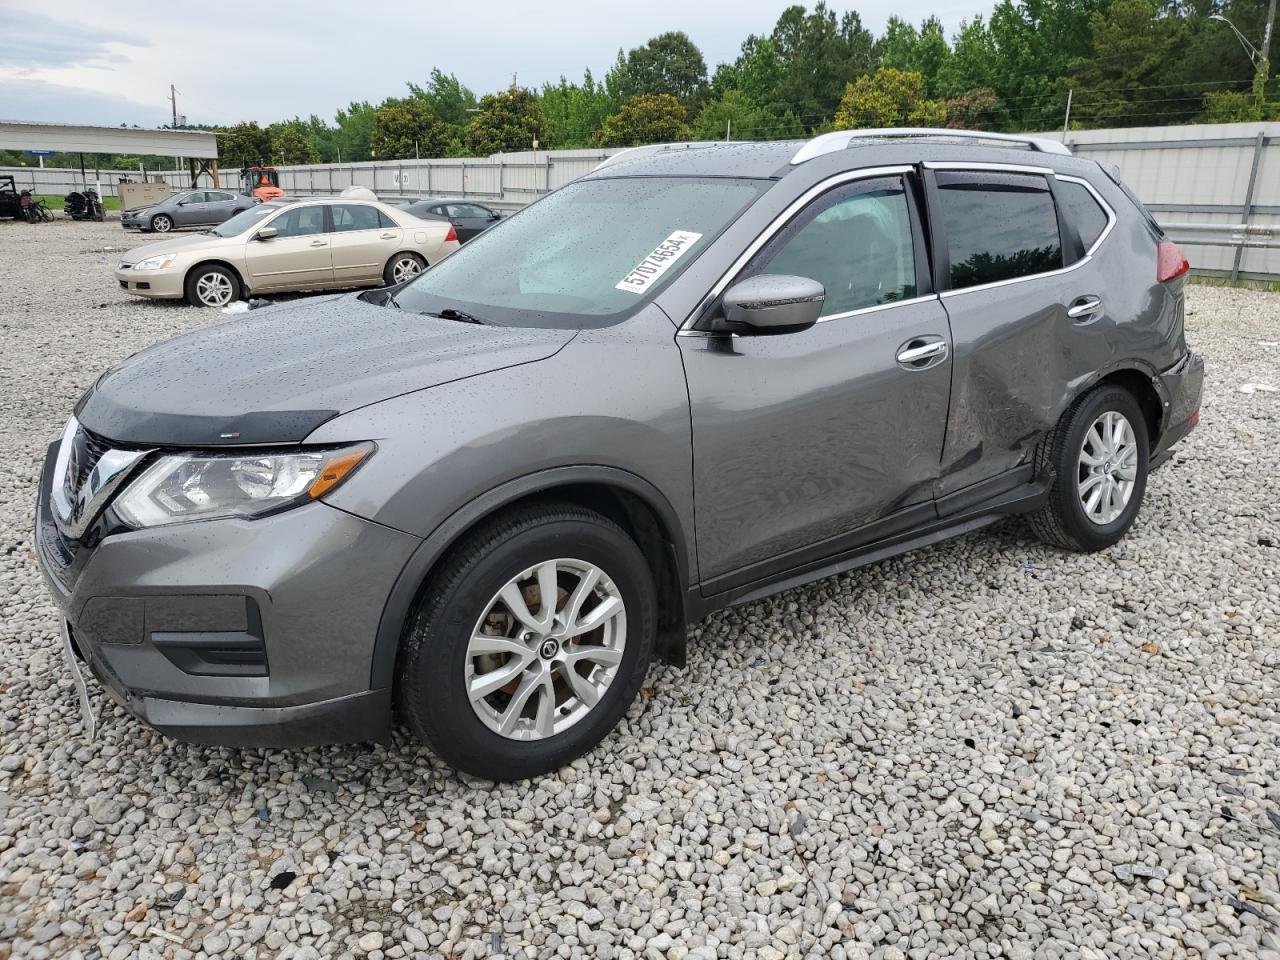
[
  {"left": 134, "top": 254, "right": 176, "bottom": 270},
  {"left": 113, "top": 443, "right": 374, "bottom": 529}
]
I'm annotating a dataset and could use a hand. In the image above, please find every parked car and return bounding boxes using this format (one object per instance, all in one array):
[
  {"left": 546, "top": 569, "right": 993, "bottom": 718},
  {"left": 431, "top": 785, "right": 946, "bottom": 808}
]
[
  {"left": 113, "top": 196, "right": 459, "bottom": 306},
  {"left": 120, "top": 189, "right": 259, "bottom": 233},
  {"left": 399, "top": 198, "right": 502, "bottom": 242},
  {"left": 38, "top": 130, "right": 1202, "bottom": 781}
]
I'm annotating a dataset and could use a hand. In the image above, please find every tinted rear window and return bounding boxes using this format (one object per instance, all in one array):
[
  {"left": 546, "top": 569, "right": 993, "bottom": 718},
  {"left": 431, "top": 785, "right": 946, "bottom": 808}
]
[
  {"left": 1056, "top": 179, "right": 1109, "bottom": 249},
  {"left": 937, "top": 172, "right": 1063, "bottom": 289}
]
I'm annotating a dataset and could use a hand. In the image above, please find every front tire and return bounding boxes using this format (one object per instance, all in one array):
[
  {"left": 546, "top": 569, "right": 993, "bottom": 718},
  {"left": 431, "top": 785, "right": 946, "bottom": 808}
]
[
  {"left": 397, "top": 502, "right": 656, "bottom": 780},
  {"left": 184, "top": 264, "right": 239, "bottom": 308},
  {"left": 1029, "top": 385, "right": 1150, "bottom": 552},
  {"left": 384, "top": 252, "right": 425, "bottom": 286},
  {"left": 151, "top": 213, "right": 173, "bottom": 233}
]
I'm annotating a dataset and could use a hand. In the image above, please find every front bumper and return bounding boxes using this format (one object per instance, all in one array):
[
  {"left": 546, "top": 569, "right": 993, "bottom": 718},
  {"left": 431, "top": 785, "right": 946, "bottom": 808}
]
[
  {"left": 34, "top": 440, "right": 422, "bottom": 747},
  {"left": 113, "top": 264, "right": 186, "bottom": 299},
  {"left": 1152, "top": 350, "right": 1205, "bottom": 467}
]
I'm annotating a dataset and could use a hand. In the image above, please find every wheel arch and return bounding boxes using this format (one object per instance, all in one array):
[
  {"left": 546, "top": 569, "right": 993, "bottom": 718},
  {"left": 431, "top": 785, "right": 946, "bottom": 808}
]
[
  {"left": 370, "top": 466, "right": 693, "bottom": 693},
  {"left": 185, "top": 258, "right": 247, "bottom": 298},
  {"left": 1087, "top": 360, "right": 1167, "bottom": 450}
]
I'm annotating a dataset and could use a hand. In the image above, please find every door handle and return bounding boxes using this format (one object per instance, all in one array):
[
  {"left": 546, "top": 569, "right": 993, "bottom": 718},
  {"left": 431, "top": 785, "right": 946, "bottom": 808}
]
[
  {"left": 379, "top": 232, "right": 396, "bottom": 239},
  {"left": 896, "top": 338, "right": 948, "bottom": 367},
  {"left": 1067, "top": 295, "right": 1103, "bottom": 320},
  {"left": 310, "top": 240, "right": 328, "bottom": 247}
]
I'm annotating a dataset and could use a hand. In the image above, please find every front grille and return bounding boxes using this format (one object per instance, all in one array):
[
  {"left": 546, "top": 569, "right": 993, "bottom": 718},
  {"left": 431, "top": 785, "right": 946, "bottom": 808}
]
[{"left": 75, "top": 429, "right": 112, "bottom": 488}]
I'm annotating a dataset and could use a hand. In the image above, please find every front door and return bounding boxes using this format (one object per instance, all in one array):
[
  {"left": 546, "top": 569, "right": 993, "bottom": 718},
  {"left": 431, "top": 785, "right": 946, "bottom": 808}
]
[
  {"left": 244, "top": 205, "right": 333, "bottom": 290},
  {"left": 446, "top": 202, "right": 496, "bottom": 242},
  {"left": 679, "top": 173, "right": 953, "bottom": 594},
  {"left": 174, "top": 192, "right": 207, "bottom": 226}
]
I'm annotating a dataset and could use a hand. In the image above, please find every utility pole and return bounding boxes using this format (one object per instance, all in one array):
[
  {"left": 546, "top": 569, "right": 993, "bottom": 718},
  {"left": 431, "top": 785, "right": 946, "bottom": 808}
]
[
  {"left": 169, "top": 84, "right": 179, "bottom": 127},
  {"left": 1063, "top": 89, "right": 1073, "bottom": 135},
  {"left": 1263, "top": 0, "right": 1277, "bottom": 101}
]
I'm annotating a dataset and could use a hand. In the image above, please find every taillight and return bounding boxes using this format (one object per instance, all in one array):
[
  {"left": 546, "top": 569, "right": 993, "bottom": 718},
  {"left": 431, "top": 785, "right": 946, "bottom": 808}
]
[
  {"left": 1157, "top": 240, "right": 1189, "bottom": 282},
  {"left": 445, "top": 224, "right": 458, "bottom": 243}
]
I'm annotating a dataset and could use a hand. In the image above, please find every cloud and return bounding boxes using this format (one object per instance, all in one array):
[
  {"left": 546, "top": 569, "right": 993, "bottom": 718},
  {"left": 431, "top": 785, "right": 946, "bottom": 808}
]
[
  {"left": 0, "top": 10, "right": 146, "bottom": 71},
  {"left": 0, "top": 78, "right": 168, "bottom": 127}
]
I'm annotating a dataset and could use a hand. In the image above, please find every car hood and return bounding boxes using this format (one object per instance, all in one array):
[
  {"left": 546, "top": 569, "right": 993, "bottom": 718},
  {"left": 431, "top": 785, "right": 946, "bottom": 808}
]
[
  {"left": 75, "top": 295, "right": 577, "bottom": 446},
  {"left": 120, "top": 232, "right": 231, "bottom": 262}
]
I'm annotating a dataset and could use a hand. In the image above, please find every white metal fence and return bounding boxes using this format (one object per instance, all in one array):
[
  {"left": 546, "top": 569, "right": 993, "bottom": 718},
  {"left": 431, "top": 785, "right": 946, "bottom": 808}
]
[{"left": 6, "top": 122, "right": 1279, "bottom": 280}]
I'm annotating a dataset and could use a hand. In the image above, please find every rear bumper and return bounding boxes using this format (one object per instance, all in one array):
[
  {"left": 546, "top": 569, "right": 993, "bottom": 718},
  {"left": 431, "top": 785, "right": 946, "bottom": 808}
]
[
  {"left": 34, "top": 440, "right": 421, "bottom": 747},
  {"left": 1152, "top": 350, "right": 1204, "bottom": 467}
]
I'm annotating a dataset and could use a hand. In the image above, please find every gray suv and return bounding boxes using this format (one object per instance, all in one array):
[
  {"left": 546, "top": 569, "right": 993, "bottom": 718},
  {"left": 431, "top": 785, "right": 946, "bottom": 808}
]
[{"left": 36, "top": 130, "right": 1203, "bottom": 780}]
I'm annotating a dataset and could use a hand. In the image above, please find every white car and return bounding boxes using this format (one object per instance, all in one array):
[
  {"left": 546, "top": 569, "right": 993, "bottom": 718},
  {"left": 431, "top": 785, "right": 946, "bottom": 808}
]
[{"left": 114, "top": 196, "right": 460, "bottom": 307}]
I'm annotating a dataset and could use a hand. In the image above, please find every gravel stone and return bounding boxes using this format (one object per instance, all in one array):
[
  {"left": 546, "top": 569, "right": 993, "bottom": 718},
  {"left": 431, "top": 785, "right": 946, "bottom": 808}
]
[{"left": 1, "top": 221, "right": 1278, "bottom": 958}]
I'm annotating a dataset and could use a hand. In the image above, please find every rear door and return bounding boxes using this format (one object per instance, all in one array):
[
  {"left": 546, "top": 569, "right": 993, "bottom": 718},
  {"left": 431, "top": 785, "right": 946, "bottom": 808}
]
[
  {"left": 679, "top": 172, "right": 953, "bottom": 593},
  {"left": 173, "top": 192, "right": 207, "bottom": 226},
  {"left": 243, "top": 204, "right": 333, "bottom": 290},
  {"left": 329, "top": 203, "right": 402, "bottom": 283},
  {"left": 446, "top": 202, "right": 494, "bottom": 241},
  {"left": 925, "top": 164, "right": 1112, "bottom": 503}
]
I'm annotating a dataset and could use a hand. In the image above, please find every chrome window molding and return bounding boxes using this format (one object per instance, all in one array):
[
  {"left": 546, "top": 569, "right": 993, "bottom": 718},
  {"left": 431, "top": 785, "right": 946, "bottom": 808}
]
[
  {"left": 675, "top": 293, "right": 941, "bottom": 338},
  {"left": 678, "top": 165, "right": 915, "bottom": 331},
  {"left": 790, "top": 129, "right": 1071, "bottom": 165}
]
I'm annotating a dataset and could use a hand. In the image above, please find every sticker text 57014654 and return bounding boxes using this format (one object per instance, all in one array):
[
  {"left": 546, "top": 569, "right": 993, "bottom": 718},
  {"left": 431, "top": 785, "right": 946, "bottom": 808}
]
[{"left": 615, "top": 231, "right": 704, "bottom": 294}]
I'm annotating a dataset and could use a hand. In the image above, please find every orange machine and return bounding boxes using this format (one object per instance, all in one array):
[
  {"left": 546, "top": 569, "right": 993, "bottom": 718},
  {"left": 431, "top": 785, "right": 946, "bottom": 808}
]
[{"left": 241, "top": 165, "right": 285, "bottom": 202}]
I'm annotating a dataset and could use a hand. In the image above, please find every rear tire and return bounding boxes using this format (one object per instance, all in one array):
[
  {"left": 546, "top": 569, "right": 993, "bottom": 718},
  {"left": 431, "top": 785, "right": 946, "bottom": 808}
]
[
  {"left": 151, "top": 214, "right": 172, "bottom": 233},
  {"left": 1029, "top": 385, "right": 1150, "bottom": 552},
  {"left": 397, "top": 502, "right": 656, "bottom": 781},
  {"left": 184, "top": 264, "right": 239, "bottom": 308},
  {"left": 384, "top": 252, "right": 425, "bottom": 286}
]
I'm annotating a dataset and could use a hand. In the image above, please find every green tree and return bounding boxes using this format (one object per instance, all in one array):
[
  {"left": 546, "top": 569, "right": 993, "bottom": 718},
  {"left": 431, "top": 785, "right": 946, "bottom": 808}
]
[
  {"left": 217, "top": 121, "right": 273, "bottom": 167},
  {"left": 1202, "top": 89, "right": 1263, "bottom": 123},
  {"left": 596, "top": 93, "right": 690, "bottom": 146},
  {"left": 711, "top": 35, "right": 787, "bottom": 109},
  {"left": 617, "top": 31, "right": 709, "bottom": 105},
  {"left": 541, "top": 71, "right": 617, "bottom": 148},
  {"left": 372, "top": 98, "right": 450, "bottom": 159},
  {"left": 269, "top": 121, "right": 319, "bottom": 164},
  {"left": 333, "top": 101, "right": 377, "bottom": 161},
  {"left": 694, "top": 90, "right": 769, "bottom": 140},
  {"left": 833, "top": 68, "right": 947, "bottom": 129},
  {"left": 936, "top": 17, "right": 998, "bottom": 101},
  {"left": 770, "top": 3, "right": 877, "bottom": 125},
  {"left": 409, "top": 68, "right": 478, "bottom": 151},
  {"left": 1066, "top": 0, "right": 1186, "bottom": 126},
  {"left": 466, "top": 86, "right": 544, "bottom": 154}
]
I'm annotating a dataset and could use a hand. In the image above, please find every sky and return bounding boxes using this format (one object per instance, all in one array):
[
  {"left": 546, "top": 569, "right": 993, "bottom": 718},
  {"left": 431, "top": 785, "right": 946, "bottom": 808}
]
[{"left": 0, "top": 1, "right": 986, "bottom": 129}]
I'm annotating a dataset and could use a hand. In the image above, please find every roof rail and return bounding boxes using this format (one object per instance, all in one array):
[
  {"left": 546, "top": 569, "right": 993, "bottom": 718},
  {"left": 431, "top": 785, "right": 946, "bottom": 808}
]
[
  {"left": 790, "top": 128, "right": 1071, "bottom": 165},
  {"left": 595, "top": 141, "right": 730, "bottom": 171}
]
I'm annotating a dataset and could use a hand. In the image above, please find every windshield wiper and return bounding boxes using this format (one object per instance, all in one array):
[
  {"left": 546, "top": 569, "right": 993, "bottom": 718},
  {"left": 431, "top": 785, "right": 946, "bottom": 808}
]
[{"left": 426, "top": 307, "right": 485, "bottom": 325}]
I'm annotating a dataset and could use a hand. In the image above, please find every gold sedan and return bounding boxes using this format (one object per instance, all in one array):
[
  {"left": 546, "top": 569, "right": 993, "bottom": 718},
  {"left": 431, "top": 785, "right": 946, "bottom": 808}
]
[{"left": 114, "top": 196, "right": 461, "bottom": 307}]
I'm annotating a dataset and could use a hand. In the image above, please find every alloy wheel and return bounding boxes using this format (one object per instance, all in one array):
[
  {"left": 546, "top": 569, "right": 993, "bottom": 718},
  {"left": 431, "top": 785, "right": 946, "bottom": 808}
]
[
  {"left": 194, "top": 272, "right": 234, "bottom": 307},
  {"left": 1078, "top": 410, "right": 1138, "bottom": 525},
  {"left": 465, "top": 559, "right": 627, "bottom": 741},
  {"left": 392, "top": 256, "right": 423, "bottom": 284},
  {"left": 153, "top": 215, "right": 172, "bottom": 233}
]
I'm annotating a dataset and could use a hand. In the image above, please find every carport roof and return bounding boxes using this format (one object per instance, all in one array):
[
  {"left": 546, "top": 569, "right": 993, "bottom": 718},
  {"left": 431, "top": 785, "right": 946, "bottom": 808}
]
[{"left": 0, "top": 120, "right": 218, "bottom": 159}]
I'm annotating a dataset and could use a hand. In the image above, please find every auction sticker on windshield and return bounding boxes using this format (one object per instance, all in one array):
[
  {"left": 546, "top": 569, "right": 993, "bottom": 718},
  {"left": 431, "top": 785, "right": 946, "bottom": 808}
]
[{"left": 616, "top": 231, "right": 703, "bottom": 293}]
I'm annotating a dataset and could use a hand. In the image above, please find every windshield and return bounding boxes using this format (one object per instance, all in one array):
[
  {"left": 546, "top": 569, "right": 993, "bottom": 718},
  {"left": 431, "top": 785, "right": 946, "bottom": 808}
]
[
  {"left": 210, "top": 203, "right": 275, "bottom": 237},
  {"left": 393, "top": 176, "right": 768, "bottom": 328}
]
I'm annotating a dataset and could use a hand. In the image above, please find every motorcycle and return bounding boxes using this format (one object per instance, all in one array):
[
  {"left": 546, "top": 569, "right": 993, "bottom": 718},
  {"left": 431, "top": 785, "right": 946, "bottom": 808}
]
[{"left": 64, "top": 189, "right": 105, "bottom": 222}]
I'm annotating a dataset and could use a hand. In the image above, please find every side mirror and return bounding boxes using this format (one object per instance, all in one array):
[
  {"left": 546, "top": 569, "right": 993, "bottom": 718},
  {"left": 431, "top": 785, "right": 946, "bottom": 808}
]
[
  {"left": 254, "top": 226, "right": 278, "bottom": 241},
  {"left": 489, "top": 211, "right": 502, "bottom": 219},
  {"left": 719, "top": 275, "right": 824, "bottom": 334}
]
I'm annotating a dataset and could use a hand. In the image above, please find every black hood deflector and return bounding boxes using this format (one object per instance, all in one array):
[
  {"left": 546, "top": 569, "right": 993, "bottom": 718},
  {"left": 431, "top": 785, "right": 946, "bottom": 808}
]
[{"left": 76, "top": 294, "right": 574, "bottom": 447}]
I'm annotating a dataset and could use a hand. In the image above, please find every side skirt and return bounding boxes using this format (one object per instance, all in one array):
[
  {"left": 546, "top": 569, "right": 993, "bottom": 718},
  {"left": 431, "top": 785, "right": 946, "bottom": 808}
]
[{"left": 690, "top": 478, "right": 1050, "bottom": 618}]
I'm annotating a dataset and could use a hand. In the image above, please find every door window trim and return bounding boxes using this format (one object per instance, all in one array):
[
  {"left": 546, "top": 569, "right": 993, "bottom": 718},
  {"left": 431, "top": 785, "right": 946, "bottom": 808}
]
[
  {"left": 679, "top": 164, "right": 931, "bottom": 336},
  {"left": 921, "top": 161, "right": 1118, "bottom": 299}
]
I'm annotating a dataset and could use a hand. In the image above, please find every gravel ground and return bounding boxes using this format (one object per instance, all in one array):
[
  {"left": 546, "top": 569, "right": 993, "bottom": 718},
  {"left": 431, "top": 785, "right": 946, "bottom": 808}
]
[{"left": 1, "top": 218, "right": 1278, "bottom": 960}]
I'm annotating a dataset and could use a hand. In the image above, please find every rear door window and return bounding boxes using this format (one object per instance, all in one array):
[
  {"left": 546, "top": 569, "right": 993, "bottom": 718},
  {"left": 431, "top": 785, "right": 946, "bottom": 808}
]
[
  {"left": 331, "top": 204, "right": 382, "bottom": 232},
  {"left": 1055, "top": 179, "right": 1110, "bottom": 250},
  {"left": 935, "top": 172, "right": 1063, "bottom": 289}
]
